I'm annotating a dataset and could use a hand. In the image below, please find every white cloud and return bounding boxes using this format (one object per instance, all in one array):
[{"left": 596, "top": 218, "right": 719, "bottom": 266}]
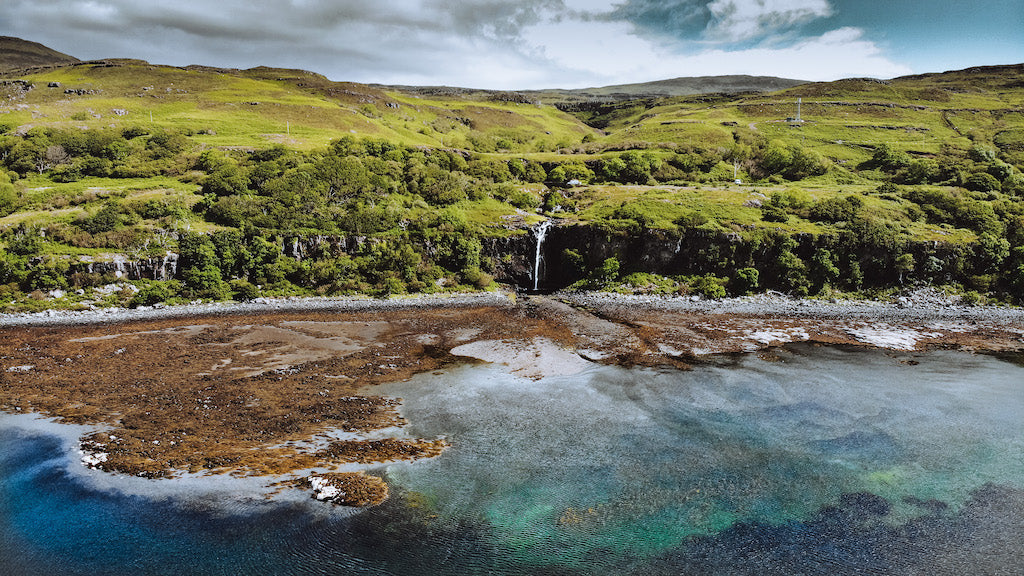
[
  {"left": 520, "top": 22, "right": 911, "bottom": 86},
  {"left": 0, "top": 0, "right": 912, "bottom": 89},
  {"left": 706, "top": 0, "right": 833, "bottom": 42}
]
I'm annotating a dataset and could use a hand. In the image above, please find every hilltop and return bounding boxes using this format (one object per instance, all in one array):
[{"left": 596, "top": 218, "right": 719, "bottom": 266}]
[
  {"left": 0, "top": 36, "right": 79, "bottom": 71},
  {"left": 376, "top": 74, "right": 807, "bottom": 104},
  {"left": 0, "top": 38, "right": 1022, "bottom": 311}
]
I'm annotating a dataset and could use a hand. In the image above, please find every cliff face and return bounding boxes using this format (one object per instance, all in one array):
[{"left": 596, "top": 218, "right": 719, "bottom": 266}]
[
  {"left": 58, "top": 223, "right": 976, "bottom": 294},
  {"left": 485, "top": 223, "right": 973, "bottom": 293},
  {"left": 481, "top": 232, "right": 537, "bottom": 289},
  {"left": 67, "top": 253, "right": 180, "bottom": 282},
  {"left": 481, "top": 224, "right": 741, "bottom": 291}
]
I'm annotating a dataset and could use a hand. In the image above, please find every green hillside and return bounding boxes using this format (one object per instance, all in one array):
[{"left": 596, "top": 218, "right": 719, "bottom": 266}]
[
  {"left": 0, "top": 53, "right": 1022, "bottom": 310},
  {"left": 0, "top": 60, "right": 592, "bottom": 151},
  {"left": 0, "top": 36, "right": 79, "bottom": 71}
]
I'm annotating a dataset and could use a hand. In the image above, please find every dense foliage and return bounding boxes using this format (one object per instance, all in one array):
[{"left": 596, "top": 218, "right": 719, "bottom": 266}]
[{"left": 1, "top": 64, "right": 1023, "bottom": 309}]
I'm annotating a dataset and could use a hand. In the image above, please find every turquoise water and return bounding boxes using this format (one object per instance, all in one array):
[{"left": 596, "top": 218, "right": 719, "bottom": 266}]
[{"left": 2, "top": 345, "right": 1023, "bottom": 574}]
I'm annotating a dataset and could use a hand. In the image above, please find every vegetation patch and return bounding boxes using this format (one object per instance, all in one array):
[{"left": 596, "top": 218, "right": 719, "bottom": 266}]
[{"left": 1, "top": 62, "right": 1023, "bottom": 306}]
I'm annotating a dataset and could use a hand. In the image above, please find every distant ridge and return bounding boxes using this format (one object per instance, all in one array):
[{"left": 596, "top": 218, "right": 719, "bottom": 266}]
[
  {"left": 546, "top": 74, "right": 808, "bottom": 99},
  {"left": 378, "top": 74, "right": 808, "bottom": 104},
  {"left": 0, "top": 36, "right": 79, "bottom": 70}
]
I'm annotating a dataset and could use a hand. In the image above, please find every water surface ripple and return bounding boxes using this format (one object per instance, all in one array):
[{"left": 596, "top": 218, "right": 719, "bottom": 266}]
[{"left": 2, "top": 345, "right": 1022, "bottom": 574}]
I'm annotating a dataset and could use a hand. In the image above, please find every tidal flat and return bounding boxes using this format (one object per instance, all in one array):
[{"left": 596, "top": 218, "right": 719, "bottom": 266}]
[{"left": 1, "top": 295, "right": 1023, "bottom": 574}]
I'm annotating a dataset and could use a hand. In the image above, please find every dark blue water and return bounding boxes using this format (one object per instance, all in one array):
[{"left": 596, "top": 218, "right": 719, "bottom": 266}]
[{"left": 2, "top": 346, "right": 1023, "bottom": 575}]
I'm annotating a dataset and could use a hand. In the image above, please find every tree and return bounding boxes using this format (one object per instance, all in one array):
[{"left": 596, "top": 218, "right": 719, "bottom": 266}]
[
  {"left": 26, "top": 256, "right": 69, "bottom": 291},
  {"left": 973, "top": 232, "right": 1010, "bottom": 274},
  {"left": 315, "top": 155, "right": 370, "bottom": 202},
  {"left": 760, "top": 143, "right": 792, "bottom": 176},
  {"left": 592, "top": 257, "right": 620, "bottom": 285},
  {"left": 761, "top": 193, "right": 790, "bottom": 223},
  {"left": 811, "top": 248, "right": 840, "bottom": 291},
  {"left": 786, "top": 146, "right": 829, "bottom": 180},
  {"left": 809, "top": 196, "right": 862, "bottom": 223},
  {"left": 618, "top": 150, "right": 661, "bottom": 184},
  {"left": 548, "top": 161, "right": 593, "bottom": 184},
  {"left": 899, "top": 159, "right": 939, "bottom": 184},
  {"left": 78, "top": 201, "right": 123, "bottom": 234},
  {"left": 0, "top": 171, "right": 17, "bottom": 216},
  {"left": 895, "top": 253, "right": 915, "bottom": 284},
  {"left": 734, "top": 267, "right": 759, "bottom": 295},
  {"left": 0, "top": 248, "right": 29, "bottom": 285},
  {"left": 869, "top": 143, "right": 911, "bottom": 171},
  {"left": 523, "top": 160, "right": 547, "bottom": 183},
  {"left": 598, "top": 156, "right": 626, "bottom": 182},
  {"left": 183, "top": 264, "right": 229, "bottom": 299},
  {"left": 202, "top": 162, "right": 250, "bottom": 196}
]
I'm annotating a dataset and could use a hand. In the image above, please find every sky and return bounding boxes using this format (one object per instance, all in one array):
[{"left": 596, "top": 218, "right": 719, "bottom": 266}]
[{"left": 2, "top": 0, "right": 1022, "bottom": 89}]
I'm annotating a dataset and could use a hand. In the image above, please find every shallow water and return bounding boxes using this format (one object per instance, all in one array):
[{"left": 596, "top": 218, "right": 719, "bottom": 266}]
[{"left": 2, "top": 345, "right": 1023, "bottom": 574}]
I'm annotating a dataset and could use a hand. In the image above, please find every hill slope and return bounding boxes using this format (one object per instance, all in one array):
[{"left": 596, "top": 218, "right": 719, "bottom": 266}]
[
  {"left": 379, "top": 74, "right": 808, "bottom": 104},
  {"left": 0, "top": 54, "right": 1022, "bottom": 308},
  {"left": 536, "top": 74, "right": 809, "bottom": 101},
  {"left": 0, "top": 36, "right": 79, "bottom": 70}
]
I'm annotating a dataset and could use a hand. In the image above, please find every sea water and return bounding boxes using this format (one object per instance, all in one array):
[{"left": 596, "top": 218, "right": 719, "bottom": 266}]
[{"left": 2, "top": 345, "right": 1022, "bottom": 575}]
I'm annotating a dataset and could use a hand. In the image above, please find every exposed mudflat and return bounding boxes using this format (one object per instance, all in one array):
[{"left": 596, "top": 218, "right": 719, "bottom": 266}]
[{"left": 2, "top": 291, "right": 1022, "bottom": 505}]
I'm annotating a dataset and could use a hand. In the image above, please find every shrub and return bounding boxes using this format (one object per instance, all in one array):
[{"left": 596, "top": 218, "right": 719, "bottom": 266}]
[
  {"left": 130, "top": 281, "right": 181, "bottom": 307},
  {"left": 688, "top": 274, "right": 727, "bottom": 299},
  {"left": 229, "top": 278, "right": 260, "bottom": 301},
  {"left": 809, "top": 195, "right": 863, "bottom": 223},
  {"left": 734, "top": 267, "right": 759, "bottom": 295},
  {"left": 965, "top": 172, "right": 1001, "bottom": 193},
  {"left": 78, "top": 202, "right": 123, "bottom": 234},
  {"left": 509, "top": 190, "right": 540, "bottom": 211}
]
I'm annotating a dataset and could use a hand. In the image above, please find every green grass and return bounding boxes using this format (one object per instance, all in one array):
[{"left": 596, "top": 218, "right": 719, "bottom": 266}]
[{"left": 1, "top": 60, "right": 1019, "bottom": 251}]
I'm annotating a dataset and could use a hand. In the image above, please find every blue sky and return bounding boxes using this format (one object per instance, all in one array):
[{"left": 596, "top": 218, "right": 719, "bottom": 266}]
[{"left": 1, "top": 0, "right": 1021, "bottom": 89}]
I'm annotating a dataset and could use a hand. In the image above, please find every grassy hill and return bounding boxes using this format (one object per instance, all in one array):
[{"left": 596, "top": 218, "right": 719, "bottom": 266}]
[
  {"left": 0, "top": 36, "right": 79, "bottom": 71},
  {"left": 378, "top": 74, "right": 807, "bottom": 104},
  {"left": 0, "top": 45, "right": 1022, "bottom": 308},
  {"left": 0, "top": 59, "right": 595, "bottom": 153}
]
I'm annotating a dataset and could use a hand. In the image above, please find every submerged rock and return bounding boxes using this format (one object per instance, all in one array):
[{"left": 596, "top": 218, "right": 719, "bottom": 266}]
[{"left": 306, "top": 472, "right": 389, "bottom": 507}]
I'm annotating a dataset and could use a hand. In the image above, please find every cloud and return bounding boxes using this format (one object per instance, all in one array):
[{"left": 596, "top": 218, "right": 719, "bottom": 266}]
[
  {"left": 705, "top": 0, "right": 833, "bottom": 42},
  {"left": 603, "top": 0, "right": 712, "bottom": 41},
  {"left": 523, "top": 21, "right": 911, "bottom": 85},
  {"left": 0, "top": 0, "right": 911, "bottom": 89},
  {"left": 605, "top": 0, "right": 835, "bottom": 45}
]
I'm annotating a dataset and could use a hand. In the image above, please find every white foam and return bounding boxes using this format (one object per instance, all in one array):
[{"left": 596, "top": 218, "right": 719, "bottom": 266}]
[
  {"left": 744, "top": 327, "right": 811, "bottom": 345},
  {"left": 844, "top": 324, "right": 943, "bottom": 350},
  {"left": 309, "top": 475, "right": 342, "bottom": 500}
]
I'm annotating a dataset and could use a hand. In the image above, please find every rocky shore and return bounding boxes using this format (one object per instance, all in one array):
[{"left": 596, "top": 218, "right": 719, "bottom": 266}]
[
  {"left": 2, "top": 289, "right": 1022, "bottom": 507},
  {"left": 0, "top": 291, "right": 518, "bottom": 327},
  {"left": 569, "top": 289, "right": 1024, "bottom": 322},
  {"left": 4, "top": 288, "right": 1022, "bottom": 329}
]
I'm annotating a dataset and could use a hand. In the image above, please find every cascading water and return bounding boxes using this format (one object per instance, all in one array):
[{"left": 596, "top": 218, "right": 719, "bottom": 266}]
[{"left": 531, "top": 220, "right": 552, "bottom": 291}]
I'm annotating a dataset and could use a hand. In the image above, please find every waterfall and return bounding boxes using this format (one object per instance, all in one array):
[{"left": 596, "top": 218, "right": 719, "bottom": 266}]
[
  {"left": 165, "top": 252, "right": 178, "bottom": 280},
  {"left": 113, "top": 255, "right": 126, "bottom": 279},
  {"left": 532, "top": 220, "right": 552, "bottom": 291}
]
